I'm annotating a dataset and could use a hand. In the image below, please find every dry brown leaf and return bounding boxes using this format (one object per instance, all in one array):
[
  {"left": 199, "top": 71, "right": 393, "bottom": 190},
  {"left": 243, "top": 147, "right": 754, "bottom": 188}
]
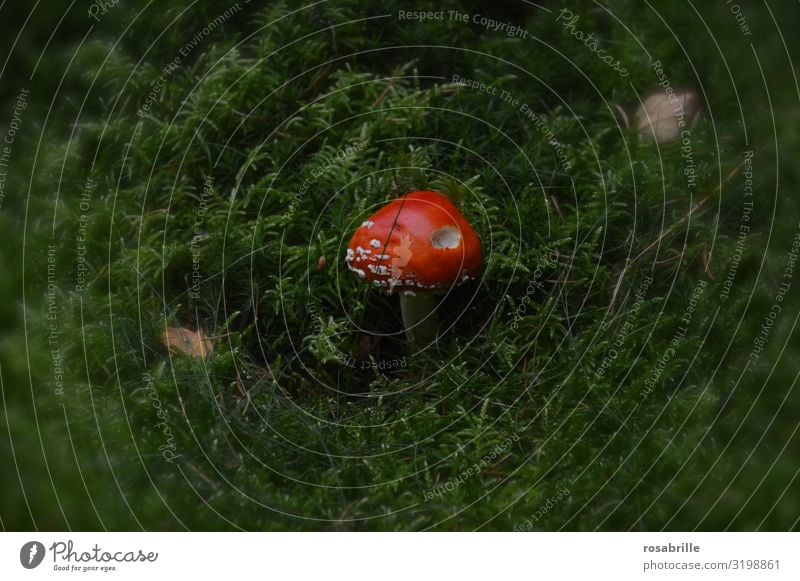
[
  {"left": 161, "top": 327, "right": 213, "bottom": 359},
  {"left": 635, "top": 90, "right": 701, "bottom": 143}
]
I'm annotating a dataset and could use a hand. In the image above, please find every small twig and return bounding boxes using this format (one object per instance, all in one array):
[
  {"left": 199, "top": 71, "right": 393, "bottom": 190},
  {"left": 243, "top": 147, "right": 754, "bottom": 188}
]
[
  {"left": 654, "top": 248, "right": 682, "bottom": 265},
  {"left": 702, "top": 244, "right": 715, "bottom": 280},
  {"left": 371, "top": 78, "right": 396, "bottom": 109},
  {"left": 608, "top": 264, "right": 628, "bottom": 314},
  {"left": 615, "top": 103, "right": 630, "bottom": 129},
  {"left": 302, "top": 63, "right": 334, "bottom": 98},
  {"left": 550, "top": 194, "right": 564, "bottom": 221},
  {"left": 185, "top": 461, "right": 215, "bottom": 488}
]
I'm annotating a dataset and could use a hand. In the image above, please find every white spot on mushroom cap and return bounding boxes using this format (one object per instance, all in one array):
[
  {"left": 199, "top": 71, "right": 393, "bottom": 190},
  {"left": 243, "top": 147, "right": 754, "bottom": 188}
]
[
  {"left": 345, "top": 258, "right": 367, "bottom": 279},
  {"left": 361, "top": 220, "right": 375, "bottom": 229},
  {"left": 366, "top": 264, "right": 390, "bottom": 276},
  {"left": 431, "top": 226, "right": 461, "bottom": 249},
  {"left": 369, "top": 239, "right": 382, "bottom": 248}
]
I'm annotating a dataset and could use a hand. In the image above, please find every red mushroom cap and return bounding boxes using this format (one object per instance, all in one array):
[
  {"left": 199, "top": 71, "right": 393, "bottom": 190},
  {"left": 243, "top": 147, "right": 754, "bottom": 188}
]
[{"left": 345, "top": 191, "right": 483, "bottom": 292}]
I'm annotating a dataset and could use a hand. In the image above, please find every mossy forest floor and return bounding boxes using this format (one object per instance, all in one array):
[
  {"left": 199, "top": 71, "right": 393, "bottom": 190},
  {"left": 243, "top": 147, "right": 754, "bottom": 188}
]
[{"left": 1, "top": 0, "right": 799, "bottom": 530}]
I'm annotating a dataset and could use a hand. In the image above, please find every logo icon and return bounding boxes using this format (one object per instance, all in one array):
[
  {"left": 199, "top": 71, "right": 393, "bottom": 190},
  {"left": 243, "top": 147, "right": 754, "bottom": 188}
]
[{"left": 20, "top": 541, "right": 45, "bottom": 569}]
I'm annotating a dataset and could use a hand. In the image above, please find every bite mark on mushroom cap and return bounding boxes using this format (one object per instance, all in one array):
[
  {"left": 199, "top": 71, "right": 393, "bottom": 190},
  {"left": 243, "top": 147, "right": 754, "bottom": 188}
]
[{"left": 431, "top": 225, "right": 461, "bottom": 249}]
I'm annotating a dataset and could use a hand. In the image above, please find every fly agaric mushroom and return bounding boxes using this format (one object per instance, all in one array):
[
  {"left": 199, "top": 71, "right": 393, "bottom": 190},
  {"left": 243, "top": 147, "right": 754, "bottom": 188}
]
[{"left": 345, "top": 190, "right": 483, "bottom": 343}]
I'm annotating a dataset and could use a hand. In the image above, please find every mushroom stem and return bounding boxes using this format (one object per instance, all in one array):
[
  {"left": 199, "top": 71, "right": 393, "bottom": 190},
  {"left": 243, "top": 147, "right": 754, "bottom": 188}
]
[{"left": 399, "top": 293, "right": 439, "bottom": 344}]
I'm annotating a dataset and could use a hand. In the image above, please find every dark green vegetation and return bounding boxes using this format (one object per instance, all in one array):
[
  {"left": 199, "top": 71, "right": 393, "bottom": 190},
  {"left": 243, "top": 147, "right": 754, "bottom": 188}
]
[{"left": 1, "top": 0, "right": 798, "bottom": 530}]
